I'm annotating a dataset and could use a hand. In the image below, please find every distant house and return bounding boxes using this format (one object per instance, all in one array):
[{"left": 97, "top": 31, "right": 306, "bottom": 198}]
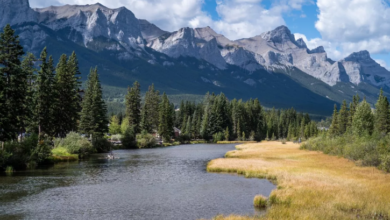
[
  {"left": 152, "top": 127, "right": 181, "bottom": 139},
  {"left": 174, "top": 127, "right": 181, "bottom": 137}
]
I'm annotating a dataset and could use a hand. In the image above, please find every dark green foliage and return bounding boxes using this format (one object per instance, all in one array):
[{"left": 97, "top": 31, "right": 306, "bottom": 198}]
[
  {"left": 136, "top": 132, "right": 157, "bottom": 148},
  {"left": 126, "top": 81, "right": 142, "bottom": 134},
  {"left": 303, "top": 91, "right": 390, "bottom": 173},
  {"left": 140, "top": 84, "right": 160, "bottom": 133},
  {"left": 338, "top": 100, "right": 349, "bottom": 134},
  {"left": 328, "top": 105, "right": 339, "bottom": 137},
  {"left": 0, "top": 134, "right": 51, "bottom": 170},
  {"left": 20, "top": 53, "right": 37, "bottom": 133},
  {"left": 0, "top": 25, "right": 26, "bottom": 142},
  {"left": 374, "top": 89, "right": 390, "bottom": 135},
  {"left": 352, "top": 100, "right": 374, "bottom": 136},
  {"left": 158, "top": 93, "right": 174, "bottom": 142},
  {"left": 79, "top": 67, "right": 108, "bottom": 137},
  {"left": 34, "top": 48, "right": 57, "bottom": 137},
  {"left": 53, "top": 52, "right": 81, "bottom": 137},
  {"left": 121, "top": 127, "right": 136, "bottom": 149}
]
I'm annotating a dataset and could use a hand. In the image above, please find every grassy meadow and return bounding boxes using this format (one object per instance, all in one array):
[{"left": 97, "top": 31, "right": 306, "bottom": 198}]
[{"left": 207, "top": 141, "right": 390, "bottom": 220}]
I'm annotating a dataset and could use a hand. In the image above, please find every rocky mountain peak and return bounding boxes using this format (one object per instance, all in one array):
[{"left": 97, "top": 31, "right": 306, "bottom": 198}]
[
  {"left": 296, "top": 38, "right": 307, "bottom": 49},
  {"left": 0, "top": 0, "right": 37, "bottom": 27},
  {"left": 344, "top": 50, "right": 371, "bottom": 62},
  {"left": 261, "top": 25, "right": 296, "bottom": 44}
]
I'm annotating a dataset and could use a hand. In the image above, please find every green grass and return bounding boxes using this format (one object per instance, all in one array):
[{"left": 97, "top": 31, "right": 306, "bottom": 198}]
[
  {"left": 49, "top": 147, "right": 79, "bottom": 162},
  {"left": 253, "top": 195, "right": 268, "bottom": 208}
]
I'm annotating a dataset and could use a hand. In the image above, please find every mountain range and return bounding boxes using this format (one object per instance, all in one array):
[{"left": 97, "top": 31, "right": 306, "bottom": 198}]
[{"left": 1, "top": 0, "right": 389, "bottom": 116}]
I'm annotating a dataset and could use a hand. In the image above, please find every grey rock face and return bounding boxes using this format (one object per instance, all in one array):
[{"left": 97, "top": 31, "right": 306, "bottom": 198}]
[
  {"left": 139, "top": 19, "right": 169, "bottom": 43},
  {"left": 340, "top": 51, "right": 390, "bottom": 87},
  {"left": 35, "top": 4, "right": 145, "bottom": 54},
  {"left": 148, "top": 27, "right": 227, "bottom": 69},
  {"left": 0, "top": 0, "right": 38, "bottom": 27}
]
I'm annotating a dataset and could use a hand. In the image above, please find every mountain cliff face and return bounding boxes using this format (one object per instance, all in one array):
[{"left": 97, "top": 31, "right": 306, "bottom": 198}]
[
  {"left": 1, "top": 0, "right": 389, "bottom": 115},
  {"left": 0, "top": 0, "right": 37, "bottom": 27}
]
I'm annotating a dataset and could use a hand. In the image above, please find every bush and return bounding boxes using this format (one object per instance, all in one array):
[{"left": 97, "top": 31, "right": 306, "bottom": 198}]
[
  {"left": 253, "top": 195, "right": 268, "bottom": 208},
  {"left": 177, "top": 134, "right": 191, "bottom": 144},
  {"left": 213, "top": 132, "right": 224, "bottom": 143},
  {"left": 92, "top": 136, "right": 112, "bottom": 153},
  {"left": 121, "top": 127, "right": 136, "bottom": 149},
  {"left": 111, "top": 134, "right": 122, "bottom": 142},
  {"left": 0, "top": 134, "right": 50, "bottom": 170},
  {"left": 54, "top": 132, "right": 94, "bottom": 156},
  {"left": 380, "top": 154, "right": 390, "bottom": 172},
  {"left": 136, "top": 132, "right": 157, "bottom": 148}
]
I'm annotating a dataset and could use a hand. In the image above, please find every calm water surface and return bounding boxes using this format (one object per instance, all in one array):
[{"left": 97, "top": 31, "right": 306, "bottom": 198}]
[{"left": 0, "top": 144, "right": 275, "bottom": 220}]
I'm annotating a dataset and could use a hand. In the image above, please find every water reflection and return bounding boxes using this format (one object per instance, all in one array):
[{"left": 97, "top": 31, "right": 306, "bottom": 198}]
[{"left": 0, "top": 144, "right": 275, "bottom": 220}]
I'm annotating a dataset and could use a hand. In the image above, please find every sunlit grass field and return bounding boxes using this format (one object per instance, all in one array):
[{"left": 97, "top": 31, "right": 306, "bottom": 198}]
[{"left": 207, "top": 141, "right": 390, "bottom": 219}]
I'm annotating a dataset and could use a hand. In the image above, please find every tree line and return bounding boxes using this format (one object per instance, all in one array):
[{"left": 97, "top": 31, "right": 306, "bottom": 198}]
[
  {"left": 111, "top": 82, "right": 318, "bottom": 147},
  {"left": 303, "top": 90, "right": 390, "bottom": 172}
]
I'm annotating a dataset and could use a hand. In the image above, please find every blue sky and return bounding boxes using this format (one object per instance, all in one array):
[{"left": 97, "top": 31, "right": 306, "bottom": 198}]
[{"left": 30, "top": 0, "right": 390, "bottom": 68}]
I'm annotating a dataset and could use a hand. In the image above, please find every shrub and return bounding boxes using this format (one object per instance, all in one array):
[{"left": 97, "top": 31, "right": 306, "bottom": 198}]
[
  {"left": 380, "top": 154, "right": 390, "bottom": 172},
  {"left": 121, "top": 127, "right": 136, "bottom": 149},
  {"left": 136, "top": 132, "right": 157, "bottom": 148},
  {"left": 253, "top": 195, "right": 268, "bottom": 208},
  {"left": 92, "top": 136, "right": 112, "bottom": 153},
  {"left": 177, "top": 134, "right": 191, "bottom": 144},
  {"left": 213, "top": 132, "right": 224, "bottom": 143},
  {"left": 0, "top": 134, "right": 49, "bottom": 170},
  {"left": 54, "top": 132, "right": 93, "bottom": 156},
  {"left": 111, "top": 134, "right": 122, "bottom": 142}
]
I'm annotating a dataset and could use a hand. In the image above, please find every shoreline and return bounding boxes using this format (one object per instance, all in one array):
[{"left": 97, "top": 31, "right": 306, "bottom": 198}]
[{"left": 207, "top": 141, "right": 390, "bottom": 219}]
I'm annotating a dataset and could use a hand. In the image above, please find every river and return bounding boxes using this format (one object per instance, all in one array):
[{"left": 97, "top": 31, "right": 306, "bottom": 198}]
[{"left": 0, "top": 144, "right": 275, "bottom": 220}]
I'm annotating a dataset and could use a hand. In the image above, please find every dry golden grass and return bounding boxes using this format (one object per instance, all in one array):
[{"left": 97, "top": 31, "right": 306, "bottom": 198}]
[{"left": 207, "top": 141, "right": 390, "bottom": 220}]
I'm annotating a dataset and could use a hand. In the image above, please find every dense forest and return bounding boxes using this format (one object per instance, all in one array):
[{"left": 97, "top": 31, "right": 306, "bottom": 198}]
[
  {"left": 114, "top": 81, "right": 319, "bottom": 148},
  {"left": 0, "top": 25, "right": 318, "bottom": 172},
  {"left": 303, "top": 92, "right": 390, "bottom": 172}
]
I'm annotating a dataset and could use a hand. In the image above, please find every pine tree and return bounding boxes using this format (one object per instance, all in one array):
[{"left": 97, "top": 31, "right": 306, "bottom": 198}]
[
  {"left": 158, "top": 93, "right": 174, "bottom": 142},
  {"left": 109, "top": 115, "right": 121, "bottom": 134},
  {"left": 224, "top": 127, "right": 230, "bottom": 141},
  {"left": 140, "top": 84, "right": 160, "bottom": 133},
  {"left": 34, "top": 48, "right": 56, "bottom": 138},
  {"left": 0, "top": 25, "right": 26, "bottom": 141},
  {"left": 374, "top": 89, "right": 390, "bottom": 135},
  {"left": 126, "top": 81, "right": 141, "bottom": 134},
  {"left": 79, "top": 67, "right": 108, "bottom": 137},
  {"left": 66, "top": 52, "right": 82, "bottom": 132},
  {"left": 20, "top": 53, "right": 37, "bottom": 133},
  {"left": 352, "top": 100, "right": 374, "bottom": 136},
  {"left": 185, "top": 116, "right": 192, "bottom": 136},
  {"left": 338, "top": 100, "right": 349, "bottom": 135},
  {"left": 329, "top": 104, "right": 339, "bottom": 137}
]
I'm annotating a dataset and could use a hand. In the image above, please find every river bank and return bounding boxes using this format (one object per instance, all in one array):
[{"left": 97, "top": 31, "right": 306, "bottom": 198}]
[{"left": 207, "top": 141, "right": 390, "bottom": 219}]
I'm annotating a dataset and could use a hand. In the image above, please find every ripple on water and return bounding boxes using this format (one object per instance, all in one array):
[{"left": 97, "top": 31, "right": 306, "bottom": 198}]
[{"left": 0, "top": 144, "right": 275, "bottom": 220}]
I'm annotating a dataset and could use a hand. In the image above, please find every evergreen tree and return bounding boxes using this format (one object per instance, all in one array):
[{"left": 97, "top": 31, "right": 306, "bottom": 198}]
[
  {"left": 79, "top": 67, "right": 108, "bottom": 137},
  {"left": 109, "top": 115, "right": 121, "bottom": 134},
  {"left": 121, "top": 117, "right": 130, "bottom": 134},
  {"left": 185, "top": 116, "right": 192, "bottom": 136},
  {"left": 224, "top": 127, "right": 230, "bottom": 141},
  {"left": 126, "top": 81, "right": 141, "bottom": 134},
  {"left": 140, "top": 84, "right": 160, "bottom": 133},
  {"left": 158, "top": 93, "right": 174, "bottom": 142},
  {"left": 329, "top": 104, "right": 339, "bottom": 137},
  {"left": 352, "top": 100, "right": 374, "bottom": 136},
  {"left": 0, "top": 25, "right": 26, "bottom": 141},
  {"left": 34, "top": 48, "right": 56, "bottom": 137},
  {"left": 338, "top": 100, "right": 349, "bottom": 135},
  {"left": 374, "top": 89, "right": 390, "bottom": 135},
  {"left": 20, "top": 53, "right": 37, "bottom": 133}
]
